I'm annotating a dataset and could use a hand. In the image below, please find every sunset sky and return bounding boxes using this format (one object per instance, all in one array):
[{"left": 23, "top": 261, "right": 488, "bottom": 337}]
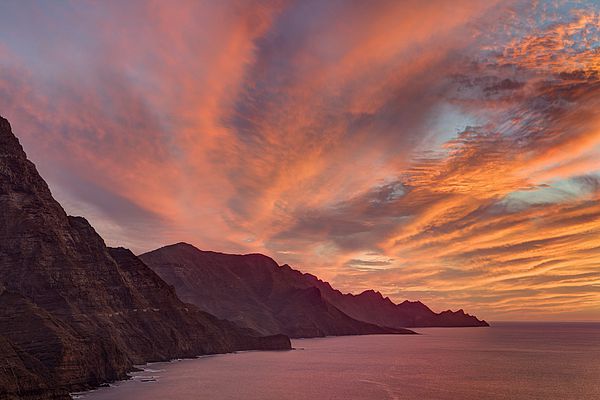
[{"left": 0, "top": 0, "right": 598, "bottom": 321}]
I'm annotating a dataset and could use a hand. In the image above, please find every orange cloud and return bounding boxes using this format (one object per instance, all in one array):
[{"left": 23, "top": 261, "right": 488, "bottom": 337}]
[{"left": 0, "top": 1, "right": 598, "bottom": 321}]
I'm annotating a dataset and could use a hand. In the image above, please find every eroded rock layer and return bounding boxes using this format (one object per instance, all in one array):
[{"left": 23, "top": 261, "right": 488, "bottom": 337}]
[{"left": 0, "top": 117, "right": 290, "bottom": 400}]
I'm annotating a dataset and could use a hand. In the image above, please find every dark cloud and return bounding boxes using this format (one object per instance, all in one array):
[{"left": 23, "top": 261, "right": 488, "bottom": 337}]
[{"left": 0, "top": 1, "right": 598, "bottom": 319}]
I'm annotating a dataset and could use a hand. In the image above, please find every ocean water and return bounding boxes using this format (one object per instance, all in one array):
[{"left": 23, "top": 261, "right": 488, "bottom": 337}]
[{"left": 78, "top": 322, "right": 600, "bottom": 400}]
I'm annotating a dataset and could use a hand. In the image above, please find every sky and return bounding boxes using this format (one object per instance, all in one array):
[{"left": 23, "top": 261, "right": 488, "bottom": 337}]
[{"left": 0, "top": 0, "right": 599, "bottom": 321}]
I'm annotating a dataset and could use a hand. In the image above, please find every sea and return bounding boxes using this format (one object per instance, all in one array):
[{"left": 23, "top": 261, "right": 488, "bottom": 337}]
[{"left": 76, "top": 322, "right": 600, "bottom": 400}]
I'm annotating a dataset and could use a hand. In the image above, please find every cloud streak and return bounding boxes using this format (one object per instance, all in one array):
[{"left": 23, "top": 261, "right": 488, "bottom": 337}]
[{"left": 0, "top": 0, "right": 598, "bottom": 320}]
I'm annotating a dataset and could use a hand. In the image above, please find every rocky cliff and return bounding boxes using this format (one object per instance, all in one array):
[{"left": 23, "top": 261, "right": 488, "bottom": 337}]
[
  {"left": 0, "top": 117, "right": 290, "bottom": 400},
  {"left": 141, "top": 243, "right": 487, "bottom": 338},
  {"left": 302, "top": 278, "right": 489, "bottom": 328},
  {"left": 140, "top": 243, "right": 413, "bottom": 338}
]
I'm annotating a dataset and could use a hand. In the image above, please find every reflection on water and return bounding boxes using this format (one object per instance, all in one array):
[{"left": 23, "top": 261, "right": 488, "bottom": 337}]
[{"left": 79, "top": 322, "right": 600, "bottom": 400}]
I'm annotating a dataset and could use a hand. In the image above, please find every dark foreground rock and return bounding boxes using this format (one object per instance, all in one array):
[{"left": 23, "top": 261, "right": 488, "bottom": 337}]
[{"left": 0, "top": 117, "right": 290, "bottom": 400}]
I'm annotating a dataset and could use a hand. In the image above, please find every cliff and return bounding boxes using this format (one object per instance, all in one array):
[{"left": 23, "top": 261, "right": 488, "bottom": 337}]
[
  {"left": 0, "top": 117, "right": 290, "bottom": 400},
  {"left": 140, "top": 243, "right": 414, "bottom": 338},
  {"left": 302, "top": 278, "right": 489, "bottom": 328},
  {"left": 141, "top": 243, "right": 487, "bottom": 338}
]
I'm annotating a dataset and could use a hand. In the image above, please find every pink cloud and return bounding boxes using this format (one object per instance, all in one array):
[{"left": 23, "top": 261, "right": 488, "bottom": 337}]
[{"left": 0, "top": 1, "right": 598, "bottom": 320}]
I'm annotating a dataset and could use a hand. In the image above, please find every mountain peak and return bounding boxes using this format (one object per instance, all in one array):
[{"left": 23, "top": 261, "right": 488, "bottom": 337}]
[
  {"left": 0, "top": 116, "right": 27, "bottom": 158},
  {"left": 140, "top": 246, "right": 413, "bottom": 337},
  {"left": 359, "top": 289, "right": 384, "bottom": 299},
  {"left": 169, "top": 241, "right": 199, "bottom": 250},
  {"left": 0, "top": 116, "right": 291, "bottom": 399}
]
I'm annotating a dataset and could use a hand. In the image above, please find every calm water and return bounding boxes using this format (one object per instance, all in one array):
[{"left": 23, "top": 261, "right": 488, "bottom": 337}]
[{"left": 78, "top": 322, "right": 600, "bottom": 400}]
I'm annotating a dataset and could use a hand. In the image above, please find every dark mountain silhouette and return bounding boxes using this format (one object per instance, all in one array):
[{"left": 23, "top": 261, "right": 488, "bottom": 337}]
[
  {"left": 140, "top": 243, "right": 486, "bottom": 338},
  {"left": 0, "top": 117, "right": 290, "bottom": 400},
  {"left": 140, "top": 243, "right": 413, "bottom": 338},
  {"left": 302, "top": 277, "right": 489, "bottom": 328}
]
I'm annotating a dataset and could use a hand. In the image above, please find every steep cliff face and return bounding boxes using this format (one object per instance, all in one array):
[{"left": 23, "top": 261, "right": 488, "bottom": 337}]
[
  {"left": 140, "top": 243, "right": 412, "bottom": 338},
  {"left": 301, "top": 277, "right": 489, "bottom": 328},
  {"left": 141, "top": 243, "right": 487, "bottom": 338},
  {"left": 0, "top": 117, "right": 290, "bottom": 400}
]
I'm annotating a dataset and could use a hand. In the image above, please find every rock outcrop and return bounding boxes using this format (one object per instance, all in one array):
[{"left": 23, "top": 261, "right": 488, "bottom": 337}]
[
  {"left": 140, "top": 243, "right": 414, "bottom": 338},
  {"left": 141, "top": 243, "right": 487, "bottom": 338},
  {"left": 302, "top": 279, "right": 489, "bottom": 328},
  {"left": 0, "top": 117, "right": 290, "bottom": 400}
]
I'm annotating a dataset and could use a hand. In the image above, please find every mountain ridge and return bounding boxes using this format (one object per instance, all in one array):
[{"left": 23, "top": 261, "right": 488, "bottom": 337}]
[
  {"left": 140, "top": 242, "right": 487, "bottom": 340},
  {"left": 140, "top": 242, "right": 415, "bottom": 338},
  {"left": 0, "top": 117, "right": 290, "bottom": 400},
  {"left": 301, "top": 272, "right": 489, "bottom": 328}
]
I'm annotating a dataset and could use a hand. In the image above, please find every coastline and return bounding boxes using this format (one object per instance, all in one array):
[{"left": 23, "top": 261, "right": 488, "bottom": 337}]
[{"left": 72, "top": 325, "right": 600, "bottom": 400}]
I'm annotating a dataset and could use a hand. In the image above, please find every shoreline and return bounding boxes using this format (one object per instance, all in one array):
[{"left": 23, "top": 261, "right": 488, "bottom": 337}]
[{"left": 72, "top": 324, "right": 600, "bottom": 400}]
